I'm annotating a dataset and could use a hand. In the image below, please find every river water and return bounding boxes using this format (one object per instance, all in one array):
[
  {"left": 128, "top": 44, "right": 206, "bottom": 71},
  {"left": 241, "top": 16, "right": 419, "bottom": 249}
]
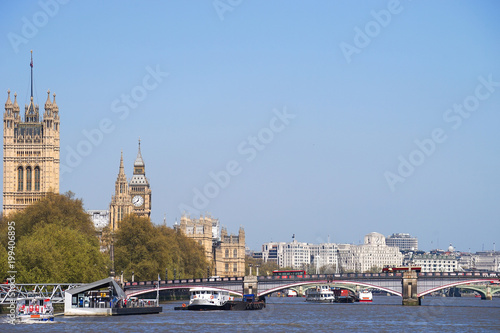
[{"left": 2, "top": 296, "right": 500, "bottom": 332}]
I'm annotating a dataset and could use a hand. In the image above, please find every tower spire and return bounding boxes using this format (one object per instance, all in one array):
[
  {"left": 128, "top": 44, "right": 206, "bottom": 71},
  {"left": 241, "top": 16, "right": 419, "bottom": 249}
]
[
  {"left": 30, "top": 50, "right": 33, "bottom": 98},
  {"left": 119, "top": 150, "right": 125, "bottom": 174}
]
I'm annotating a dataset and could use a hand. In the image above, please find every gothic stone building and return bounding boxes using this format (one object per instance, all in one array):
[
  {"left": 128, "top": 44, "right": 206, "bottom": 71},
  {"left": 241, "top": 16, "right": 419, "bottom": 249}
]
[
  {"left": 109, "top": 142, "right": 151, "bottom": 230},
  {"left": 176, "top": 214, "right": 245, "bottom": 277},
  {"left": 3, "top": 57, "right": 60, "bottom": 216}
]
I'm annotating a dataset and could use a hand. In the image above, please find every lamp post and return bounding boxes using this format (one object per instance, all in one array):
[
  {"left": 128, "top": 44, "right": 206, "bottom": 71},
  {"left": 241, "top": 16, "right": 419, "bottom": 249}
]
[
  {"left": 132, "top": 271, "right": 135, "bottom": 283},
  {"left": 165, "top": 268, "right": 168, "bottom": 281}
]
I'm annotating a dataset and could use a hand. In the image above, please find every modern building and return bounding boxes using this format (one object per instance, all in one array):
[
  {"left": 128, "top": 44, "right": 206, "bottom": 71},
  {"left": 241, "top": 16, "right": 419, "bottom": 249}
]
[
  {"left": 412, "top": 254, "right": 458, "bottom": 272},
  {"left": 261, "top": 240, "right": 340, "bottom": 272},
  {"left": 175, "top": 214, "right": 245, "bottom": 277},
  {"left": 260, "top": 232, "right": 403, "bottom": 273},
  {"left": 338, "top": 232, "right": 403, "bottom": 272},
  {"left": 3, "top": 52, "right": 60, "bottom": 216},
  {"left": 109, "top": 141, "right": 151, "bottom": 230},
  {"left": 385, "top": 233, "right": 418, "bottom": 251}
]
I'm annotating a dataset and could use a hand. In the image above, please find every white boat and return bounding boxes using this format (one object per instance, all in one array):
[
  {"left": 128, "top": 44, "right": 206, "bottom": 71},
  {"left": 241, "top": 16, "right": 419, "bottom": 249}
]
[
  {"left": 306, "top": 285, "right": 335, "bottom": 303},
  {"left": 184, "top": 287, "right": 232, "bottom": 310},
  {"left": 357, "top": 289, "right": 373, "bottom": 302},
  {"left": 175, "top": 287, "right": 266, "bottom": 311},
  {"left": 286, "top": 289, "right": 297, "bottom": 297},
  {"left": 15, "top": 297, "right": 54, "bottom": 322}
]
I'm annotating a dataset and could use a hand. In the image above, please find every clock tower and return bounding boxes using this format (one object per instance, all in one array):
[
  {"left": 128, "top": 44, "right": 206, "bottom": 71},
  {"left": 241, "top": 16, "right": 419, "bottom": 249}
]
[{"left": 129, "top": 140, "right": 151, "bottom": 219}]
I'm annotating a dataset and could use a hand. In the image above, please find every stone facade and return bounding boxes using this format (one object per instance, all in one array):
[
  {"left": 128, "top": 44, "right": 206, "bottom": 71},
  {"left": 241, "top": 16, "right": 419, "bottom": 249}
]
[
  {"left": 176, "top": 214, "right": 245, "bottom": 277},
  {"left": 3, "top": 59, "right": 60, "bottom": 216},
  {"left": 109, "top": 142, "right": 151, "bottom": 230},
  {"left": 214, "top": 227, "right": 245, "bottom": 277},
  {"left": 412, "top": 254, "right": 457, "bottom": 272}
]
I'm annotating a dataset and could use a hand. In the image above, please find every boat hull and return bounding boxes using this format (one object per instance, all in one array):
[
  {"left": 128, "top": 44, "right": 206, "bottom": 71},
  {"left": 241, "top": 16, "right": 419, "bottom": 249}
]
[{"left": 175, "top": 301, "right": 265, "bottom": 311}]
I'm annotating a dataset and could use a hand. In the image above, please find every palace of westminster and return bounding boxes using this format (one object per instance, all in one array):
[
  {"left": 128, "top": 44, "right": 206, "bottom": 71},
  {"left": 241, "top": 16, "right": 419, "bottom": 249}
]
[{"left": 3, "top": 54, "right": 245, "bottom": 277}]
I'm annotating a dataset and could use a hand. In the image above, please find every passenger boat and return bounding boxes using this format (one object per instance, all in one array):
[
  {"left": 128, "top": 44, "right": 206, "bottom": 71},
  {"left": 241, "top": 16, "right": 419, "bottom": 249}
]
[
  {"left": 174, "top": 287, "right": 265, "bottom": 311},
  {"left": 357, "top": 289, "right": 373, "bottom": 302},
  {"left": 305, "top": 285, "right": 335, "bottom": 303},
  {"left": 15, "top": 297, "right": 54, "bottom": 322}
]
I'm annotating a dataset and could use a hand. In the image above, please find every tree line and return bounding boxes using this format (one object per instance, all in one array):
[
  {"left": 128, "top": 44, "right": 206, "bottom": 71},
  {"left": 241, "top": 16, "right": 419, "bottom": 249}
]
[{"left": 0, "top": 192, "right": 208, "bottom": 283}]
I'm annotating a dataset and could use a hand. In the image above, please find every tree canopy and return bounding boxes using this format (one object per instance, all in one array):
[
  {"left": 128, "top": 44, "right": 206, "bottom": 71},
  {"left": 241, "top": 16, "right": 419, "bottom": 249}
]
[
  {"left": 113, "top": 214, "right": 208, "bottom": 281},
  {"left": 0, "top": 192, "right": 108, "bottom": 283}
]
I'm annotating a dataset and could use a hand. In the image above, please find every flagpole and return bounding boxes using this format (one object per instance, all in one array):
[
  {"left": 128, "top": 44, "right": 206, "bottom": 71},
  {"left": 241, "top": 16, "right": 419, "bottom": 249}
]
[{"left": 30, "top": 50, "right": 33, "bottom": 98}]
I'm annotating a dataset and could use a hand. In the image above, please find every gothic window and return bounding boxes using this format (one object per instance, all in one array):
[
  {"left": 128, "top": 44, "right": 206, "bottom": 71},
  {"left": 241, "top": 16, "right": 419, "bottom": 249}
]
[
  {"left": 233, "top": 263, "right": 237, "bottom": 272},
  {"left": 17, "top": 167, "right": 23, "bottom": 191},
  {"left": 26, "top": 167, "right": 32, "bottom": 191},
  {"left": 225, "top": 263, "right": 229, "bottom": 272},
  {"left": 233, "top": 249, "right": 237, "bottom": 258},
  {"left": 34, "top": 167, "right": 40, "bottom": 191},
  {"left": 225, "top": 249, "right": 229, "bottom": 258}
]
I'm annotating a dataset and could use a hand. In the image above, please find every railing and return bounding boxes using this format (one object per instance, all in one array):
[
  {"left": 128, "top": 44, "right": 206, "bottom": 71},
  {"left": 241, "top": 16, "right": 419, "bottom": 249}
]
[{"left": 123, "top": 271, "right": 499, "bottom": 288}]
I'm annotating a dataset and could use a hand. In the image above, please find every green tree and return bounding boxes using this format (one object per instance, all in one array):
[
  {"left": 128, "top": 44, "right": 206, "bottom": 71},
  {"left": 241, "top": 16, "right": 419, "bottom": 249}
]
[
  {"left": 113, "top": 215, "right": 208, "bottom": 281},
  {"left": 0, "top": 192, "right": 108, "bottom": 283},
  {"left": 15, "top": 224, "right": 107, "bottom": 283},
  {"left": 3, "top": 192, "right": 95, "bottom": 242}
]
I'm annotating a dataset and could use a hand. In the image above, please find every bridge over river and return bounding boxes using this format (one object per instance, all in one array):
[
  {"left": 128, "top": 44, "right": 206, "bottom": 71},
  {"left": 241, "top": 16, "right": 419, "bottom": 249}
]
[
  {"left": 124, "top": 271, "right": 500, "bottom": 306},
  {"left": 2, "top": 271, "right": 498, "bottom": 306}
]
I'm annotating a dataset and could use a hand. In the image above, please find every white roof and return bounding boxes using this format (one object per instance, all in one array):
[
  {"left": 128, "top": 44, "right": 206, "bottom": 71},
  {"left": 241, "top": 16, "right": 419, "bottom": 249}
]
[{"left": 189, "top": 287, "right": 227, "bottom": 292}]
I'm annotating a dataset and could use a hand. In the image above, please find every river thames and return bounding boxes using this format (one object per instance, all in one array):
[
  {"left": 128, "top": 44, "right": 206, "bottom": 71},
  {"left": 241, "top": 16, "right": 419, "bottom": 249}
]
[{"left": 2, "top": 296, "right": 500, "bottom": 332}]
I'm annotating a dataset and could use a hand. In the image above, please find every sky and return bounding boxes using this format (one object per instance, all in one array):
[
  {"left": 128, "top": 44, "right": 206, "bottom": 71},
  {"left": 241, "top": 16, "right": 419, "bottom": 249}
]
[{"left": 1, "top": 0, "right": 499, "bottom": 252}]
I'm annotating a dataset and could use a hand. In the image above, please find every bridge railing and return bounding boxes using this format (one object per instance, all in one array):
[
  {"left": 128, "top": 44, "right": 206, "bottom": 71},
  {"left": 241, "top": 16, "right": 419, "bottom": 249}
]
[
  {"left": 123, "top": 271, "right": 499, "bottom": 287},
  {"left": 124, "top": 276, "right": 244, "bottom": 287}
]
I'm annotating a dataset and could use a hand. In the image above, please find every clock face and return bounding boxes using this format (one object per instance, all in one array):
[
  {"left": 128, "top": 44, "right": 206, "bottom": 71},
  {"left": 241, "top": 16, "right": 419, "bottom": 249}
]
[{"left": 132, "top": 195, "right": 144, "bottom": 207}]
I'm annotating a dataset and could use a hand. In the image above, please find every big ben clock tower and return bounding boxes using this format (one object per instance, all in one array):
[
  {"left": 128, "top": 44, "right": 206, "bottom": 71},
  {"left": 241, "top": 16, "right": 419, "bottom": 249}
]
[{"left": 129, "top": 139, "right": 151, "bottom": 218}]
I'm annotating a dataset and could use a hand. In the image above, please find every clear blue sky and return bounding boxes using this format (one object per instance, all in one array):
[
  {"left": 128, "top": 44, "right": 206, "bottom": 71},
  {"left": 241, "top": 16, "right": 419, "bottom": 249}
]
[{"left": 1, "top": 1, "right": 499, "bottom": 252}]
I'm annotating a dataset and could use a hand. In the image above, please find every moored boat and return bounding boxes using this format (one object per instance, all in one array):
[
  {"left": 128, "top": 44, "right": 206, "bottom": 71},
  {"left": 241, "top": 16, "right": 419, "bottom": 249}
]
[
  {"left": 357, "top": 289, "right": 373, "bottom": 302},
  {"left": 15, "top": 297, "right": 54, "bottom": 323},
  {"left": 174, "top": 287, "right": 265, "bottom": 311},
  {"left": 305, "top": 285, "right": 335, "bottom": 303}
]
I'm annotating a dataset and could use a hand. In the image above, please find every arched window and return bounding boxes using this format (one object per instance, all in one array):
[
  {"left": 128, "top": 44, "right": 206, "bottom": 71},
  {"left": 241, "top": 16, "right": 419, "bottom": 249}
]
[
  {"left": 34, "top": 167, "right": 40, "bottom": 191},
  {"left": 26, "top": 167, "right": 32, "bottom": 191},
  {"left": 17, "top": 167, "right": 23, "bottom": 191}
]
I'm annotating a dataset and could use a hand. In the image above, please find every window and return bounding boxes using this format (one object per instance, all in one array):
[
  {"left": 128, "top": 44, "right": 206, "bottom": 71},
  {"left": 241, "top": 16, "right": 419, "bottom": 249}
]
[
  {"left": 225, "top": 249, "right": 229, "bottom": 258},
  {"left": 233, "top": 263, "right": 237, "bottom": 272},
  {"left": 34, "top": 167, "right": 40, "bottom": 191},
  {"left": 26, "top": 167, "right": 32, "bottom": 191},
  {"left": 17, "top": 167, "right": 23, "bottom": 191},
  {"left": 225, "top": 263, "right": 229, "bottom": 272},
  {"left": 233, "top": 249, "right": 237, "bottom": 258}
]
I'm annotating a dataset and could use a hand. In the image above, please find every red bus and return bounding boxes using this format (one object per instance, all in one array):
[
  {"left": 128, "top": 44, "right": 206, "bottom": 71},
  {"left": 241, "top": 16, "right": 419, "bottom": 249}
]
[
  {"left": 382, "top": 266, "right": 421, "bottom": 273},
  {"left": 272, "top": 270, "right": 306, "bottom": 278}
]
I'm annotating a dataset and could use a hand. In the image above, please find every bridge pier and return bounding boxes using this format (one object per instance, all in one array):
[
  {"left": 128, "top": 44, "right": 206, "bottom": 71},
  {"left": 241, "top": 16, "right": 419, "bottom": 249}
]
[
  {"left": 402, "top": 271, "right": 420, "bottom": 306},
  {"left": 243, "top": 276, "right": 258, "bottom": 297},
  {"left": 483, "top": 285, "right": 492, "bottom": 300}
]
